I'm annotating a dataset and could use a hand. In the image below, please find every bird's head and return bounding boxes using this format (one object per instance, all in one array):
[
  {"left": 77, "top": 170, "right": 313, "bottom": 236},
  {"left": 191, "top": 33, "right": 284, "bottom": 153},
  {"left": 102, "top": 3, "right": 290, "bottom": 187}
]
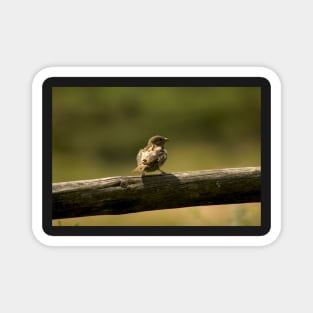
[{"left": 148, "top": 135, "right": 169, "bottom": 147}]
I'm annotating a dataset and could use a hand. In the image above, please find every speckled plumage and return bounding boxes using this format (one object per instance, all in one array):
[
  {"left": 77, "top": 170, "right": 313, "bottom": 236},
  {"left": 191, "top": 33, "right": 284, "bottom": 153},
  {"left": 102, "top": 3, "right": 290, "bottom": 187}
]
[{"left": 133, "top": 135, "right": 169, "bottom": 175}]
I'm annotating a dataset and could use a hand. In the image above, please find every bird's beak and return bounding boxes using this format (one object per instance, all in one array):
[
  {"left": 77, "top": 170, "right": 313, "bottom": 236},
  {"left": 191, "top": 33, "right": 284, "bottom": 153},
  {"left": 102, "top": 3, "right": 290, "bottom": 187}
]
[{"left": 164, "top": 137, "right": 170, "bottom": 142}]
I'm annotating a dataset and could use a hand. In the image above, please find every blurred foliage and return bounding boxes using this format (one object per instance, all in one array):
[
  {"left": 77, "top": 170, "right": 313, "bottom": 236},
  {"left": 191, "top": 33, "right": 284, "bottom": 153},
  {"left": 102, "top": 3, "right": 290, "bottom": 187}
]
[{"left": 52, "top": 86, "right": 261, "bottom": 226}]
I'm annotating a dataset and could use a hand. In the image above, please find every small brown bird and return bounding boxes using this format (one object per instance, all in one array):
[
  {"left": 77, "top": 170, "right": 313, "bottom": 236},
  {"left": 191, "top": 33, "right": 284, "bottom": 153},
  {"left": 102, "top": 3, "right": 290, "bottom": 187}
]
[{"left": 133, "top": 135, "right": 169, "bottom": 175}]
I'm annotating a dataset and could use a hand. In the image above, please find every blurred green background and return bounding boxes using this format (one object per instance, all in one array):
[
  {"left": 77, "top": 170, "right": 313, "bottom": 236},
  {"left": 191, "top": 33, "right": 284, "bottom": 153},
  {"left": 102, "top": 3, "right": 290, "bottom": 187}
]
[{"left": 52, "top": 86, "right": 261, "bottom": 226}]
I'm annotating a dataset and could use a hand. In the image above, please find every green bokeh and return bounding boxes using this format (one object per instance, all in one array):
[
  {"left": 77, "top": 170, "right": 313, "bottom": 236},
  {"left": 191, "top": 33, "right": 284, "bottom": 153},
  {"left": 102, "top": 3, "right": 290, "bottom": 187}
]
[
  {"left": 52, "top": 86, "right": 261, "bottom": 226},
  {"left": 53, "top": 86, "right": 260, "bottom": 180}
]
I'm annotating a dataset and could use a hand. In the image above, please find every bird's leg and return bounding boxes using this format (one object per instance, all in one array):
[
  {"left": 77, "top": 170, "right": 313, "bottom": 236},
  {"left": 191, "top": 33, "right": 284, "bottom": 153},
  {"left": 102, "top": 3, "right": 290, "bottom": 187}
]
[{"left": 159, "top": 169, "right": 167, "bottom": 175}]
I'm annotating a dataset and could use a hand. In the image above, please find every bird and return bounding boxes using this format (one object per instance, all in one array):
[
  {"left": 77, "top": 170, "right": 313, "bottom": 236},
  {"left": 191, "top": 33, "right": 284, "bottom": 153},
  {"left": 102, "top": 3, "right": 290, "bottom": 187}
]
[{"left": 132, "top": 135, "right": 169, "bottom": 176}]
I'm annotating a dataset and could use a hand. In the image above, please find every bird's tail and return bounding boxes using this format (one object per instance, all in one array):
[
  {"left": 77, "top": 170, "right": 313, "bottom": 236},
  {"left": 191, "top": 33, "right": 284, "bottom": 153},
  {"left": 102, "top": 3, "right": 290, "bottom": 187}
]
[{"left": 132, "top": 164, "right": 147, "bottom": 173}]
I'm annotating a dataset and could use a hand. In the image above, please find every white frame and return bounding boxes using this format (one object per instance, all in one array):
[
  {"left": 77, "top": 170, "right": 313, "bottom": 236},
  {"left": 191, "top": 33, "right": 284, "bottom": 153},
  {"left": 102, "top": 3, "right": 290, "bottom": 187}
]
[{"left": 32, "top": 67, "right": 281, "bottom": 246}]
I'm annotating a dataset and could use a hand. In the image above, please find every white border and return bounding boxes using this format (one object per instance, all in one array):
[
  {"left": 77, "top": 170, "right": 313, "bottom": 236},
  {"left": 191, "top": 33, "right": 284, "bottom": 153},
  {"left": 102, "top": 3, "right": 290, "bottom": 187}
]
[{"left": 32, "top": 67, "right": 281, "bottom": 246}]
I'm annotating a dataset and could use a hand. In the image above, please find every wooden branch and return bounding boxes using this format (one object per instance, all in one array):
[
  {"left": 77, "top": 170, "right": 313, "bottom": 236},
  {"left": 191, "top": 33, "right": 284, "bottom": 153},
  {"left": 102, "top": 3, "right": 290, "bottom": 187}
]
[{"left": 52, "top": 167, "right": 260, "bottom": 219}]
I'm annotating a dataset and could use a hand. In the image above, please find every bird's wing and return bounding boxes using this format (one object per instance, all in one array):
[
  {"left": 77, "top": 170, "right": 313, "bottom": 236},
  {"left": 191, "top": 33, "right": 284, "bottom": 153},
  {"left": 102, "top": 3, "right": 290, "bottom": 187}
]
[
  {"left": 140, "top": 149, "right": 159, "bottom": 165},
  {"left": 133, "top": 148, "right": 157, "bottom": 173}
]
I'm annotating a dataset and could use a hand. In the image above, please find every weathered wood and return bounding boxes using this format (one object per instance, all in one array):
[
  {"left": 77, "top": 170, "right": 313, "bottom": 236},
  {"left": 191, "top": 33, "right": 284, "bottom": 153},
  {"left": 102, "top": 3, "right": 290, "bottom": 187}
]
[{"left": 52, "top": 167, "right": 261, "bottom": 219}]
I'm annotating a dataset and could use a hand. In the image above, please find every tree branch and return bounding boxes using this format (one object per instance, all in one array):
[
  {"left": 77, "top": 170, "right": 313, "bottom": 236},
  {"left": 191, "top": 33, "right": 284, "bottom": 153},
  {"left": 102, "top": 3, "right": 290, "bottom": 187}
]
[{"left": 52, "top": 167, "right": 261, "bottom": 219}]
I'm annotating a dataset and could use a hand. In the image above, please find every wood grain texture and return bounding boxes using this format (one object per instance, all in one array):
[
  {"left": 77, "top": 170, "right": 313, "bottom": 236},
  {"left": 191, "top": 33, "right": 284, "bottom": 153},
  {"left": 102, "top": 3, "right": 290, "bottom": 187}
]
[{"left": 52, "top": 167, "right": 261, "bottom": 219}]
